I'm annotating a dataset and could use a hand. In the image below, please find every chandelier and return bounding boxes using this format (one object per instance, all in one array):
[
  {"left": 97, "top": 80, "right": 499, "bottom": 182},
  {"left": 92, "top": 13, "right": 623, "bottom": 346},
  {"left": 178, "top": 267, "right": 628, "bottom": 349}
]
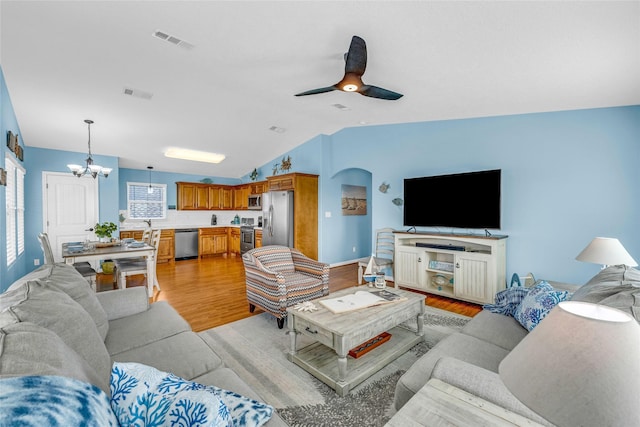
[{"left": 67, "top": 119, "right": 112, "bottom": 178}]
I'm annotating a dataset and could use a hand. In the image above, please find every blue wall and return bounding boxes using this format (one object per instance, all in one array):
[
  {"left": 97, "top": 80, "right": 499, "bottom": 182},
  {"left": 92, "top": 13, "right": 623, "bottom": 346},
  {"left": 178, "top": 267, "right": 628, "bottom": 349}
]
[
  {"left": 2, "top": 60, "right": 638, "bottom": 291},
  {"left": 1, "top": 68, "right": 27, "bottom": 287}
]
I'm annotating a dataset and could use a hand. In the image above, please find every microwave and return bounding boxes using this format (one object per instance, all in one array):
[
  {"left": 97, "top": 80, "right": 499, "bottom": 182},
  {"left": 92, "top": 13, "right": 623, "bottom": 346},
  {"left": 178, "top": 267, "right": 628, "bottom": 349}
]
[{"left": 248, "top": 194, "right": 262, "bottom": 210}]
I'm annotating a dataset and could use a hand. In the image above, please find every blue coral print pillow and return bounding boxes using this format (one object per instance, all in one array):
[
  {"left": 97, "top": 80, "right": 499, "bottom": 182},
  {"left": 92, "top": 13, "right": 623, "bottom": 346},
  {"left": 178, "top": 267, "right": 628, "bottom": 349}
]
[
  {"left": 0, "top": 375, "right": 118, "bottom": 426},
  {"left": 110, "top": 362, "right": 273, "bottom": 427},
  {"left": 514, "top": 281, "right": 571, "bottom": 331}
]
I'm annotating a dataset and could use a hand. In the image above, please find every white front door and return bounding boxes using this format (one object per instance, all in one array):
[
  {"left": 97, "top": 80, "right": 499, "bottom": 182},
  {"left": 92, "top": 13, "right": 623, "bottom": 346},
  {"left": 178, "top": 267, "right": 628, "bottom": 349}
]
[{"left": 43, "top": 172, "right": 99, "bottom": 262}]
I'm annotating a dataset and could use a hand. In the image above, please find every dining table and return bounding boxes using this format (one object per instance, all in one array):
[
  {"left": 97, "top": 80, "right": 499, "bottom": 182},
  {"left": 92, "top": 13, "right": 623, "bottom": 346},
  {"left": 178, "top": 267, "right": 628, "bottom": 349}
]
[{"left": 61, "top": 241, "right": 157, "bottom": 296}]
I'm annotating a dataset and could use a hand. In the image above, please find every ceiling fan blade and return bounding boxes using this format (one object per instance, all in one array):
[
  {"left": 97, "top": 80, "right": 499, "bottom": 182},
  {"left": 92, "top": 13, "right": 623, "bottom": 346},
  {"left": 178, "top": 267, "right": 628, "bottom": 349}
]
[
  {"left": 295, "top": 86, "right": 338, "bottom": 96},
  {"left": 344, "top": 36, "right": 367, "bottom": 76},
  {"left": 359, "top": 85, "right": 403, "bottom": 100}
]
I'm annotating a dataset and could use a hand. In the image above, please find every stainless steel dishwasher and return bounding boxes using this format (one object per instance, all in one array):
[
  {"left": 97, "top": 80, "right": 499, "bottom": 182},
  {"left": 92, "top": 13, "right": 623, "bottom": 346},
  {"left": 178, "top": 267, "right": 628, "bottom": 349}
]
[{"left": 174, "top": 229, "right": 198, "bottom": 260}]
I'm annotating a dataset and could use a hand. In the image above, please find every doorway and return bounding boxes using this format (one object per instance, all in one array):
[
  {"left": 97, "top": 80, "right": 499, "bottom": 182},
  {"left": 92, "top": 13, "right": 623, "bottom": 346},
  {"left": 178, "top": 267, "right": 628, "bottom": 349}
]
[{"left": 42, "top": 172, "right": 99, "bottom": 262}]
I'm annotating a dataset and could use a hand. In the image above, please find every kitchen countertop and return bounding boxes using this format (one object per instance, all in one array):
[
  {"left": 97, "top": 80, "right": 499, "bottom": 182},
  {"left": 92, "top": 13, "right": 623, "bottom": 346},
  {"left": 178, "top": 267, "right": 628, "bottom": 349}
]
[{"left": 120, "top": 224, "right": 262, "bottom": 231}]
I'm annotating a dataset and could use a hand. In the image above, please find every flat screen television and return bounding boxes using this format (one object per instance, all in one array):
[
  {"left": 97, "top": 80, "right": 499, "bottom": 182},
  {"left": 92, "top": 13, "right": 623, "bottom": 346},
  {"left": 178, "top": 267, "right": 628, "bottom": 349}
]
[{"left": 403, "top": 169, "right": 501, "bottom": 230}]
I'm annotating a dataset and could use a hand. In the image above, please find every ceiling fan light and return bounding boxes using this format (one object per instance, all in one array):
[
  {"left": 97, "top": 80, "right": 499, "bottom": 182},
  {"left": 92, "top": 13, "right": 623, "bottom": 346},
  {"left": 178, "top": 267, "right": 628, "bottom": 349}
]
[
  {"left": 164, "top": 148, "right": 226, "bottom": 164},
  {"left": 342, "top": 84, "right": 358, "bottom": 92}
]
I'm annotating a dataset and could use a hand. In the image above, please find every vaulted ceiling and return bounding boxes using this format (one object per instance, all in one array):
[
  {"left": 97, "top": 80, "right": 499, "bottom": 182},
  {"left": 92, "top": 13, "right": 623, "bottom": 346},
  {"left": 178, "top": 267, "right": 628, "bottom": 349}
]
[{"left": 2, "top": 1, "right": 638, "bottom": 178}]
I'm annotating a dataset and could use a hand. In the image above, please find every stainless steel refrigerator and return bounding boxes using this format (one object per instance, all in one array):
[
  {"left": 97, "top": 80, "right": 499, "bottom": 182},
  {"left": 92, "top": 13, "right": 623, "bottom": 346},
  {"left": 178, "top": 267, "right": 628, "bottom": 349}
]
[{"left": 262, "top": 190, "right": 294, "bottom": 247}]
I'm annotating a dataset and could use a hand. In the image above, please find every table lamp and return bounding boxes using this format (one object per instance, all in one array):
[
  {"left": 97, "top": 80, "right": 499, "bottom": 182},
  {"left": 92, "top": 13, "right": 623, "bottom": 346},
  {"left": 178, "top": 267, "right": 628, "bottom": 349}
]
[
  {"left": 575, "top": 237, "right": 637, "bottom": 268},
  {"left": 499, "top": 301, "right": 640, "bottom": 427}
]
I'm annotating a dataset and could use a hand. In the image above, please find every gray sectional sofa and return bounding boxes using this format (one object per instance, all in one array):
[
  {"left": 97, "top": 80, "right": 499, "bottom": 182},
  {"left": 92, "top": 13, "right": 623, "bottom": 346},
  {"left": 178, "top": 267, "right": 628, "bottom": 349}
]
[
  {"left": 0, "top": 263, "right": 287, "bottom": 426},
  {"left": 392, "top": 265, "right": 640, "bottom": 425}
]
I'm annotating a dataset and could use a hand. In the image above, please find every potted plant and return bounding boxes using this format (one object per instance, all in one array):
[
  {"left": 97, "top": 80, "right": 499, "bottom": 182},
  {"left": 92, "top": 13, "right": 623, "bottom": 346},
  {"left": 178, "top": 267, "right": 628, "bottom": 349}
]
[{"left": 95, "top": 221, "right": 117, "bottom": 242}]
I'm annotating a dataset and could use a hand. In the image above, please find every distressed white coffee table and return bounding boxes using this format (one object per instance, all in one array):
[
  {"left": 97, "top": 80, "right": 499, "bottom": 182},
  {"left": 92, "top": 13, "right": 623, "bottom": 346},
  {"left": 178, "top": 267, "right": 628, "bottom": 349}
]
[{"left": 287, "top": 286, "right": 425, "bottom": 396}]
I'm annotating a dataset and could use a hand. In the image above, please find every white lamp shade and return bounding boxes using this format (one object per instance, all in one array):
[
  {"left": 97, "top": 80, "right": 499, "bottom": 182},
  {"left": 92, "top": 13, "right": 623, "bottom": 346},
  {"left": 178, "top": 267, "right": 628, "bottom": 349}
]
[
  {"left": 576, "top": 237, "right": 638, "bottom": 267},
  {"left": 499, "top": 301, "right": 640, "bottom": 427}
]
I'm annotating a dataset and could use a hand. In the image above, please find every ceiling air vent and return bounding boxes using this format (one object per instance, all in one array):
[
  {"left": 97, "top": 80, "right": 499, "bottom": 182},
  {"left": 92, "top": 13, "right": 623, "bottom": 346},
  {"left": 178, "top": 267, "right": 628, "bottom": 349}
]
[
  {"left": 332, "top": 103, "right": 351, "bottom": 111},
  {"left": 152, "top": 30, "right": 195, "bottom": 50},
  {"left": 123, "top": 87, "right": 154, "bottom": 100}
]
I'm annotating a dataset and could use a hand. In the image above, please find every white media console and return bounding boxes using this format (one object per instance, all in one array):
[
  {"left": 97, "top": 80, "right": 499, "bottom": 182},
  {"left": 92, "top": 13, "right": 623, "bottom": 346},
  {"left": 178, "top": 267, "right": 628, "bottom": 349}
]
[{"left": 394, "top": 232, "right": 507, "bottom": 305}]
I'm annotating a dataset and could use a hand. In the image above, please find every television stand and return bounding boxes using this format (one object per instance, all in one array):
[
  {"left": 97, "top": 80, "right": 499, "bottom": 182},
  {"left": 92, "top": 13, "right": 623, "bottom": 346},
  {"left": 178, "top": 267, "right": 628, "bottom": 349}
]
[{"left": 394, "top": 232, "right": 507, "bottom": 305}]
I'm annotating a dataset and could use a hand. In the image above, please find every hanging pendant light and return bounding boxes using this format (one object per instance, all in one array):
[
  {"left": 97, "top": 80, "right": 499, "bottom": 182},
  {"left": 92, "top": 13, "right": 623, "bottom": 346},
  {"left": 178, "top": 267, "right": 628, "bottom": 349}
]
[
  {"left": 67, "top": 119, "right": 112, "bottom": 178},
  {"left": 147, "top": 166, "right": 154, "bottom": 194}
]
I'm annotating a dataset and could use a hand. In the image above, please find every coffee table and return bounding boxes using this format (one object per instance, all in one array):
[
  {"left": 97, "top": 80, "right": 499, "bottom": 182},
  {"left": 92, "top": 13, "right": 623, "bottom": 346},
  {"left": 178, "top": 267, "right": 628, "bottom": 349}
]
[{"left": 287, "top": 286, "right": 425, "bottom": 396}]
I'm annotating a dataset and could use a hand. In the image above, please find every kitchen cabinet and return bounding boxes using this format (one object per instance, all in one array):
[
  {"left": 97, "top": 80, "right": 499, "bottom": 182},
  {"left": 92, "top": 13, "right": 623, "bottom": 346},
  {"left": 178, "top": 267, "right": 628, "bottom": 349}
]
[
  {"left": 119, "top": 230, "right": 143, "bottom": 240},
  {"left": 209, "top": 186, "right": 233, "bottom": 210},
  {"left": 249, "top": 181, "right": 267, "bottom": 195},
  {"left": 157, "top": 229, "right": 175, "bottom": 264},
  {"left": 255, "top": 229, "right": 262, "bottom": 248},
  {"left": 198, "top": 227, "right": 228, "bottom": 259},
  {"left": 233, "top": 185, "right": 251, "bottom": 210},
  {"left": 229, "top": 227, "right": 241, "bottom": 256},
  {"left": 393, "top": 232, "right": 507, "bottom": 305},
  {"left": 266, "top": 172, "right": 319, "bottom": 260},
  {"left": 177, "top": 182, "right": 209, "bottom": 210}
]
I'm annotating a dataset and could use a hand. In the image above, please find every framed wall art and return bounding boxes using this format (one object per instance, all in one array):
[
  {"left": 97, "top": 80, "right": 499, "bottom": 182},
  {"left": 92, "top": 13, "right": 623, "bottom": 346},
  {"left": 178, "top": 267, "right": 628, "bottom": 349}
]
[
  {"left": 0, "top": 168, "right": 7, "bottom": 186},
  {"left": 341, "top": 184, "right": 367, "bottom": 216}
]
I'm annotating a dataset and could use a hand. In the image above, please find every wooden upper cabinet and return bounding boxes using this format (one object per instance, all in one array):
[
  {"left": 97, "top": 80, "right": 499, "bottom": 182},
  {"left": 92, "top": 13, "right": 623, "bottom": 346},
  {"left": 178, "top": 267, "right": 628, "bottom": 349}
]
[
  {"left": 208, "top": 186, "right": 221, "bottom": 210},
  {"left": 195, "top": 185, "right": 209, "bottom": 209},
  {"left": 250, "top": 181, "right": 267, "bottom": 195},
  {"left": 220, "top": 187, "right": 233, "bottom": 209},
  {"left": 177, "top": 182, "right": 197, "bottom": 210},
  {"left": 267, "top": 175, "right": 295, "bottom": 191},
  {"left": 233, "top": 184, "right": 251, "bottom": 209}
]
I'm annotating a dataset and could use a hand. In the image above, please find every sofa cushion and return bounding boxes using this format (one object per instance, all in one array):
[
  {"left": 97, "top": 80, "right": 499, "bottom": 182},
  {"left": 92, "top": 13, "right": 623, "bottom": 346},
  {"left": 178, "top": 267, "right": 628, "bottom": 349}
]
[
  {"left": 110, "top": 362, "right": 232, "bottom": 427},
  {"left": 111, "top": 331, "right": 224, "bottom": 381},
  {"left": 0, "top": 281, "right": 111, "bottom": 392},
  {"left": 431, "top": 357, "right": 553, "bottom": 426},
  {"left": 0, "top": 322, "right": 107, "bottom": 393},
  {"left": 111, "top": 362, "right": 274, "bottom": 427},
  {"left": 8, "top": 264, "right": 109, "bottom": 340},
  {"left": 513, "top": 281, "right": 570, "bottom": 331},
  {"left": 571, "top": 266, "right": 640, "bottom": 322},
  {"left": 394, "top": 333, "right": 509, "bottom": 410},
  {"left": 0, "top": 375, "right": 118, "bottom": 426},
  {"left": 192, "top": 368, "right": 289, "bottom": 427},
  {"left": 461, "top": 310, "right": 528, "bottom": 351},
  {"left": 105, "top": 301, "right": 191, "bottom": 356}
]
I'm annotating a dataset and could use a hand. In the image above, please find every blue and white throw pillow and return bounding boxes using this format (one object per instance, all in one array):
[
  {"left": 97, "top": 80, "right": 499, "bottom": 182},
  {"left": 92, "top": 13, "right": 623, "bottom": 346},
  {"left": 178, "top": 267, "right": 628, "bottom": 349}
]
[
  {"left": 0, "top": 375, "right": 118, "bottom": 426},
  {"left": 513, "top": 281, "right": 571, "bottom": 331},
  {"left": 110, "top": 362, "right": 273, "bottom": 427}
]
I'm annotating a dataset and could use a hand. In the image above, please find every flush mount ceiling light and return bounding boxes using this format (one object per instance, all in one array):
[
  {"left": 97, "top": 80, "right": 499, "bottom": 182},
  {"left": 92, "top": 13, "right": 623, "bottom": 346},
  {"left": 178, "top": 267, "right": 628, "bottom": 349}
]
[
  {"left": 67, "top": 119, "right": 112, "bottom": 178},
  {"left": 164, "top": 148, "right": 225, "bottom": 164}
]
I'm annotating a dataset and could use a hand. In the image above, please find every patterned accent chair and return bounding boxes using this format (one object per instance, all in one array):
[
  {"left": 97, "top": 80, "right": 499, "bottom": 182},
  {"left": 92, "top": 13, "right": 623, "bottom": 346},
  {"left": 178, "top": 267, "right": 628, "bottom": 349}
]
[{"left": 242, "top": 245, "right": 330, "bottom": 329}]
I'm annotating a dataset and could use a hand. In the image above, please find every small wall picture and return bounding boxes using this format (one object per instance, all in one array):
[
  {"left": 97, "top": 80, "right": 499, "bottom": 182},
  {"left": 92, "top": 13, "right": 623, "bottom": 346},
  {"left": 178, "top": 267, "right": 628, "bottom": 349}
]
[
  {"left": 341, "top": 184, "right": 367, "bottom": 215},
  {"left": 0, "top": 168, "right": 6, "bottom": 186},
  {"left": 6, "top": 131, "right": 17, "bottom": 152},
  {"left": 15, "top": 143, "right": 24, "bottom": 161}
]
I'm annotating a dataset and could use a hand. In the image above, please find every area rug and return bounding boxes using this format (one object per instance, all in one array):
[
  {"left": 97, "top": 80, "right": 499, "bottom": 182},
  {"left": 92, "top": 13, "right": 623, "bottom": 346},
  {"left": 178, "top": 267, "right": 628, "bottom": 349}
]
[{"left": 202, "top": 306, "right": 470, "bottom": 427}]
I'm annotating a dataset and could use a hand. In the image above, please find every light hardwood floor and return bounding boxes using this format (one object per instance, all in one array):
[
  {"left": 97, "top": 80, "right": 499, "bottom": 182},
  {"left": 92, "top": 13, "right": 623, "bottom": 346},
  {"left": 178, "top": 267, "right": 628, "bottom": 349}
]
[{"left": 98, "top": 256, "right": 481, "bottom": 332}]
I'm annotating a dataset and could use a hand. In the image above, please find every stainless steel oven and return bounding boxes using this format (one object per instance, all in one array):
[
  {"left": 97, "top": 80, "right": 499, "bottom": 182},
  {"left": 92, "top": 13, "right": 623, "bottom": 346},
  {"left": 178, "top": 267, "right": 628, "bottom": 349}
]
[{"left": 240, "top": 226, "right": 255, "bottom": 254}]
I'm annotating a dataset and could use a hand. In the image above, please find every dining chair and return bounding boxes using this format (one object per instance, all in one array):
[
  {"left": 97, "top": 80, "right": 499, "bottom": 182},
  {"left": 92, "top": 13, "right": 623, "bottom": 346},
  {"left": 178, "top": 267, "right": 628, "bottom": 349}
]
[
  {"left": 357, "top": 228, "right": 395, "bottom": 284},
  {"left": 113, "top": 229, "right": 161, "bottom": 291},
  {"left": 38, "top": 232, "right": 97, "bottom": 291}
]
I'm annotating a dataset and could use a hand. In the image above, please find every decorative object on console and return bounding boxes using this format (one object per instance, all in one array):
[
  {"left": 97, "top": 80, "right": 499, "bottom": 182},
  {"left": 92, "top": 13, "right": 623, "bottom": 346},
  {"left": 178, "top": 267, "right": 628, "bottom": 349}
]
[
  {"left": 575, "top": 237, "right": 638, "bottom": 268},
  {"left": 67, "top": 120, "right": 112, "bottom": 178},
  {"left": 499, "top": 301, "right": 640, "bottom": 427},
  {"left": 293, "top": 301, "right": 319, "bottom": 312}
]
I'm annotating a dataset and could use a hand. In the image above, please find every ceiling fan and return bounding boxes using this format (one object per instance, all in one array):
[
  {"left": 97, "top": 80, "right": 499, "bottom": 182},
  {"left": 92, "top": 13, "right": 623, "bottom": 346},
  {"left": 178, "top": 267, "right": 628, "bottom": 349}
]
[{"left": 295, "top": 35, "right": 403, "bottom": 101}]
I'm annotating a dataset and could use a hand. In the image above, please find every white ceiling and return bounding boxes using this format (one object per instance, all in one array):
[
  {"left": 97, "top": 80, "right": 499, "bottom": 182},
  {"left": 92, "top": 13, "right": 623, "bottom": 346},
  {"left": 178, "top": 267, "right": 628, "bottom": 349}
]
[{"left": 2, "top": 1, "right": 639, "bottom": 178}]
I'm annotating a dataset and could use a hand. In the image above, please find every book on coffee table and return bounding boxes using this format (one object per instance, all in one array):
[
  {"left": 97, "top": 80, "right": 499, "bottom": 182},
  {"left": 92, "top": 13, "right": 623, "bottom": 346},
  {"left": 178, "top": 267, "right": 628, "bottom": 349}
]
[{"left": 319, "top": 290, "right": 405, "bottom": 314}]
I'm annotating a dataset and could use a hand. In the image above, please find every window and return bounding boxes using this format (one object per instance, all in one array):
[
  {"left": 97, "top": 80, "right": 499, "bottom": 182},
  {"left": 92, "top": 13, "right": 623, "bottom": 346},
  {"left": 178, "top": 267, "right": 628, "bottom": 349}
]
[
  {"left": 5, "top": 154, "right": 25, "bottom": 266},
  {"left": 127, "top": 182, "right": 167, "bottom": 220}
]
